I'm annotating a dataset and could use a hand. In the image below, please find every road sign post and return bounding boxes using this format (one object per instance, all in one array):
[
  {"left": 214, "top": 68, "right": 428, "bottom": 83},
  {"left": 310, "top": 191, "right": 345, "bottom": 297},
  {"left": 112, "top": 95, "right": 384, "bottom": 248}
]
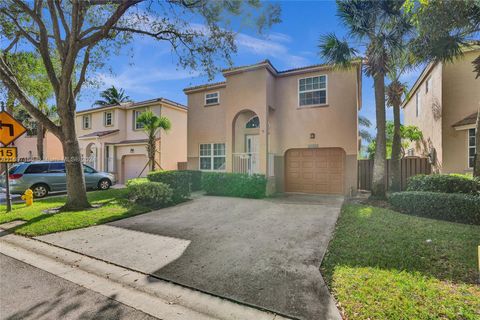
[{"left": 0, "top": 106, "right": 27, "bottom": 212}]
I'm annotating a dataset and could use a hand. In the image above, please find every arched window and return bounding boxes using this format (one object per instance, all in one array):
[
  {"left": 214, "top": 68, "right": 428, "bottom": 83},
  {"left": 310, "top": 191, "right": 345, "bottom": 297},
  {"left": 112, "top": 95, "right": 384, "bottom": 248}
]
[{"left": 245, "top": 116, "right": 259, "bottom": 129}]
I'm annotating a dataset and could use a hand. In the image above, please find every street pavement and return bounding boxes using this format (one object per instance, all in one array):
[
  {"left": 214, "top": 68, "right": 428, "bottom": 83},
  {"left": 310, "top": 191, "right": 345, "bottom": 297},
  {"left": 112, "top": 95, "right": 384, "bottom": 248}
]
[{"left": 0, "top": 253, "right": 157, "bottom": 320}]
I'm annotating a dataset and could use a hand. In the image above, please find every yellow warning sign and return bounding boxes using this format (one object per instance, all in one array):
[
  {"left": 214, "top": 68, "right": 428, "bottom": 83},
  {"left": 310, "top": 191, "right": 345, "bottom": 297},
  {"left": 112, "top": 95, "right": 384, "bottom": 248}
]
[
  {"left": 0, "top": 147, "right": 17, "bottom": 163},
  {"left": 0, "top": 111, "right": 27, "bottom": 146}
]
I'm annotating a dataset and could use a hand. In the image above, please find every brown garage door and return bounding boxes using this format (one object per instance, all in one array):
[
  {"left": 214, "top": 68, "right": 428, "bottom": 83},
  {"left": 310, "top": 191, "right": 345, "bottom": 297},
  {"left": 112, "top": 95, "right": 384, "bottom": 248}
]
[{"left": 285, "top": 148, "right": 345, "bottom": 194}]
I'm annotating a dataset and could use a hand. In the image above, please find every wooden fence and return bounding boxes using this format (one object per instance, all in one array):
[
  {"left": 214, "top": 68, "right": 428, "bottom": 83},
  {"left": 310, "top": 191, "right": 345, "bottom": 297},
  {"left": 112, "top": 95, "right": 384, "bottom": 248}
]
[{"left": 358, "top": 157, "right": 432, "bottom": 191}]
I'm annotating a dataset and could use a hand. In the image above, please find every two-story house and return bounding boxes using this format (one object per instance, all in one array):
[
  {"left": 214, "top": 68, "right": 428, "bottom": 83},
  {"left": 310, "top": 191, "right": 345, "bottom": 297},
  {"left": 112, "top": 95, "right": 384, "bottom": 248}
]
[
  {"left": 184, "top": 60, "right": 361, "bottom": 195},
  {"left": 402, "top": 48, "right": 479, "bottom": 174},
  {"left": 76, "top": 98, "right": 187, "bottom": 183}
]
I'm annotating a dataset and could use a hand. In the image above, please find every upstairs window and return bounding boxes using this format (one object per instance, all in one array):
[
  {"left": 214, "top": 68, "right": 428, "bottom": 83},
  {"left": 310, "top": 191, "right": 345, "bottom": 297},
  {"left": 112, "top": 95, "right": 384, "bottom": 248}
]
[
  {"left": 299, "top": 75, "right": 327, "bottom": 106},
  {"left": 133, "top": 109, "right": 145, "bottom": 130},
  {"left": 104, "top": 111, "right": 113, "bottom": 126},
  {"left": 415, "top": 92, "right": 421, "bottom": 117},
  {"left": 205, "top": 92, "right": 219, "bottom": 105},
  {"left": 82, "top": 114, "right": 91, "bottom": 129},
  {"left": 468, "top": 128, "right": 476, "bottom": 168},
  {"left": 245, "top": 116, "right": 259, "bottom": 129}
]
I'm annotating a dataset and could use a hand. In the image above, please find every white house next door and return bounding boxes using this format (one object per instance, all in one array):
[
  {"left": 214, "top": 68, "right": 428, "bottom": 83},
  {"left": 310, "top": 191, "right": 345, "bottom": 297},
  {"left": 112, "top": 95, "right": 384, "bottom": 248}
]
[{"left": 246, "top": 134, "right": 259, "bottom": 174}]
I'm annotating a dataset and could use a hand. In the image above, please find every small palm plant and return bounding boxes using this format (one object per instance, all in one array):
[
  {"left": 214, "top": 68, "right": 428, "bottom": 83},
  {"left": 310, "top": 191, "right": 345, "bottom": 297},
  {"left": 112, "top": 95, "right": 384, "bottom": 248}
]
[
  {"left": 136, "top": 110, "right": 172, "bottom": 171},
  {"left": 94, "top": 86, "right": 130, "bottom": 106}
]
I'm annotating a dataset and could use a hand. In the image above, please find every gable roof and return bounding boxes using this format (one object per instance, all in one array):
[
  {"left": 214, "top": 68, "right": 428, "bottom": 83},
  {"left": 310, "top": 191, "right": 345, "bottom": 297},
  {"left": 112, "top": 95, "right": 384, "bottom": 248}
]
[
  {"left": 77, "top": 97, "right": 187, "bottom": 115},
  {"left": 452, "top": 112, "right": 478, "bottom": 127},
  {"left": 184, "top": 59, "right": 362, "bottom": 93},
  {"left": 79, "top": 129, "right": 119, "bottom": 139}
]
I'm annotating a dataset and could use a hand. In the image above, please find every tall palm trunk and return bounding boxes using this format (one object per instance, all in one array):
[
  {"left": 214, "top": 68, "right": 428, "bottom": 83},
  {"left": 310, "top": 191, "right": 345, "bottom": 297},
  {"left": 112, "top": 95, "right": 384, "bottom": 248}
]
[
  {"left": 36, "top": 122, "right": 44, "bottom": 160},
  {"left": 371, "top": 73, "right": 387, "bottom": 198},
  {"left": 148, "top": 134, "right": 156, "bottom": 171},
  {"left": 474, "top": 110, "right": 480, "bottom": 178},
  {"left": 390, "top": 101, "right": 402, "bottom": 191}
]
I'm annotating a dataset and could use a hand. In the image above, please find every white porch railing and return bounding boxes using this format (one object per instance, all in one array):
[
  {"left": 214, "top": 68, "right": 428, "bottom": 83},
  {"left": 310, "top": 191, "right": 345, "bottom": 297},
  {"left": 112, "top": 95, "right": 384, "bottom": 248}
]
[{"left": 233, "top": 152, "right": 259, "bottom": 175}]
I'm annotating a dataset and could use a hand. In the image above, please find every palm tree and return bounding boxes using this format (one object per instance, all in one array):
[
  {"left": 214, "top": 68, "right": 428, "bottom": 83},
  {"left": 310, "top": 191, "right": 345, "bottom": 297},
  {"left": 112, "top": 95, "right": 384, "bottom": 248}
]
[
  {"left": 94, "top": 86, "right": 130, "bottom": 106},
  {"left": 319, "top": 0, "right": 410, "bottom": 198},
  {"left": 359, "top": 115, "right": 373, "bottom": 143},
  {"left": 136, "top": 111, "right": 172, "bottom": 171}
]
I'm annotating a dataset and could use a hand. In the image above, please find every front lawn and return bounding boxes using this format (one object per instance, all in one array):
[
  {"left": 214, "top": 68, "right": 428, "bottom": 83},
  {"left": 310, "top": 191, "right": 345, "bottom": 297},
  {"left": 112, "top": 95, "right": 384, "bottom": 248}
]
[
  {"left": 321, "top": 204, "right": 480, "bottom": 320},
  {"left": 0, "top": 189, "right": 150, "bottom": 236}
]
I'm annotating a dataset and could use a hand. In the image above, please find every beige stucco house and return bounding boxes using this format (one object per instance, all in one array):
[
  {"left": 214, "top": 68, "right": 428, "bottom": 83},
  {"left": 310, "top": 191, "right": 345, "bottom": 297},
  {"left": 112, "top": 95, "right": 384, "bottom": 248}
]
[
  {"left": 76, "top": 98, "right": 187, "bottom": 183},
  {"left": 13, "top": 131, "right": 63, "bottom": 161},
  {"left": 402, "top": 48, "right": 479, "bottom": 174},
  {"left": 184, "top": 60, "right": 362, "bottom": 195}
]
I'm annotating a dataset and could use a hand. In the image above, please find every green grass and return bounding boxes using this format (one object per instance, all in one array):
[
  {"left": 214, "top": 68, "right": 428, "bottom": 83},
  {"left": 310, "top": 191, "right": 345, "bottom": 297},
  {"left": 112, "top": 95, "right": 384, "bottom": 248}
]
[
  {"left": 0, "top": 189, "right": 150, "bottom": 236},
  {"left": 321, "top": 204, "right": 480, "bottom": 320}
]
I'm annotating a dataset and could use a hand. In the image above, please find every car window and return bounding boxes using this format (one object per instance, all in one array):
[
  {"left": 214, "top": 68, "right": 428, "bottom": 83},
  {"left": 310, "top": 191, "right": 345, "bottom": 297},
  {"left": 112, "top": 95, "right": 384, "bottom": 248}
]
[
  {"left": 83, "top": 165, "right": 96, "bottom": 174},
  {"left": 24, "top": 163, "right": 50, "bottom": 174},
  {"left": 49, "top": 162, "right": 65, "bottom": 173},
  {"left": 8, "top": 165, "right": 19, "bottom": 174}
]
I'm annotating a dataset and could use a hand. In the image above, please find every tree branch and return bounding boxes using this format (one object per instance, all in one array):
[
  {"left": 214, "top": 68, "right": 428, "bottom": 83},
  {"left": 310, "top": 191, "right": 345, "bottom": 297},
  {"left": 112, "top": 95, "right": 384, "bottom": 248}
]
[
  {"left": 74, "top": 44, "right": 93, "bottom": 97},
  {"left": 54, "top": 0, "right": 70, "bottom": 39},
  {"left": 0, "top": 55, "right": 62, "bottom": 138},
  {"left": 47, "top": 0, "right": 65, "bottom": 59},
  {"left": 78, "top": 0, "right": 141, "bottom": 48}
]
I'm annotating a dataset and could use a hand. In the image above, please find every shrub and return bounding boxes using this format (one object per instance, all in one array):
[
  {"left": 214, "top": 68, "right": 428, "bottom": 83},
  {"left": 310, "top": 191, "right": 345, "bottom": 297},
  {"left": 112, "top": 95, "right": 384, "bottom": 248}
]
[
  {"left": 147, "top": 170, "right": 190, "bottom": 203},
  {"left": 202, "top": 172, "right": 267, "bottom": 198},
  {"left": 127, "top": 181, "right": 173, "bottom": 209},
  {"left": 125, "top": 177, "right": 149, "bottom": 187},
  {"left": 181, "top": 170, "right": 202, "bottom": 191},
  {"left": 389, "top": 191, "right": 480, "bottom": 225},
  {"left": 407, "top": 174, "right": 479, "bottom": 195}
]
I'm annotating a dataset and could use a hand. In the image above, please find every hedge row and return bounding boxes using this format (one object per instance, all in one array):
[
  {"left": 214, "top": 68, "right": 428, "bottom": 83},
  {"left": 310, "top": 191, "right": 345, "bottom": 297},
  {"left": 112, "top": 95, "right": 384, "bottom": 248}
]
[
  {"left": 389, "top": 191, "right": 480, "bottom": 225},
  {"left": 147, "top": 170, "right": 190, "bottom": 203},
  {"left": 126, "top": 179, "right": 173, "bottom": 209},
  {"left": 181, "top": 170, "right": 203, "bottom": 191},
  {"left": 407, "top": 174, "right": 479, "bottom": 195},
  {"left": 202, "top": 172, "right": 267, "bottom": 199}
]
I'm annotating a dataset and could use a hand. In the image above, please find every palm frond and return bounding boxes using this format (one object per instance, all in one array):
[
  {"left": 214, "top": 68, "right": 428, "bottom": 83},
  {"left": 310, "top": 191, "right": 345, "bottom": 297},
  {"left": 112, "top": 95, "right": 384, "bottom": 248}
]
[{"left": 319, "top": 33, "right": 358, "bottom": 69}]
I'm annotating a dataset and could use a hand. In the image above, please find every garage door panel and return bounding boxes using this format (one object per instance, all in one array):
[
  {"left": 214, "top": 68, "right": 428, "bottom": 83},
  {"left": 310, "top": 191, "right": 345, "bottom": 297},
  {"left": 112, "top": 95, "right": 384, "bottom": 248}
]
[
  {"left": 286, "top": 148, "right": 345, "bottom": 195},
  {"left": 122, "top": 155, "right": 148, "bottom": 183}
]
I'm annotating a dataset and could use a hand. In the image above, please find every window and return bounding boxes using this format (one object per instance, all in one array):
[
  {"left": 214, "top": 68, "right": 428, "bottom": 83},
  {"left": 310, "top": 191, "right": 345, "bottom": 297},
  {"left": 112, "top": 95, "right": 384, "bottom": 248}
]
[
  {"left": 82, "top": 114, "right": 91, "bottom": 129},
  {"left": 426, "top": 77, "right": 432, "bottom": 93},
  {"left": 205, "top": 92, "right": 219, "bottom": 105},
  {"left": 199, "top": 143, "right": 225, "bottom": 170},
  {"left": 83, "top": 164, "right": 96, "bottom": 174},
  {"left": 299, "top": 75, "right": 327, "bottom": 106},
  {"left": 415, "top": 92, "right": 421, "bottom": 117},
  {"left": 245, "top": 116, "right": 259, "bottom": 128},
  {"left": 133, "top": 109, "right": 144, "bottom": 130},
  {"left": 104, "top": 111, "right": 113, "bottom": 126},
  {"left": 407, "top": 148, "right": 414, "bottom": 157},
  {"left": 24, "top": 163, "right": 49, "bottom": 174},
  {"left": 48, "top": 162, "right": 65, "bottom": 173},
  {"left": 468, "top": 128, "right": 476, "bottom": 168}
]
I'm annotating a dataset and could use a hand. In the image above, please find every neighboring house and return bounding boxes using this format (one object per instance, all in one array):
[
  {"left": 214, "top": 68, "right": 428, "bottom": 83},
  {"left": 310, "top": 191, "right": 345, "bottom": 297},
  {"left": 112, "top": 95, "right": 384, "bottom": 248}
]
[
  {"left": 402, "top": 48, "right": 479, "bottom": 174},
  {"left": 76, "top": 98, "right": 187, "bottom": 184},
  {"left": 184, "top": 60, "right": 362, "bottom": 195},
  {"left": 13, "top": 131, "right": 63, "bottom": 161}
]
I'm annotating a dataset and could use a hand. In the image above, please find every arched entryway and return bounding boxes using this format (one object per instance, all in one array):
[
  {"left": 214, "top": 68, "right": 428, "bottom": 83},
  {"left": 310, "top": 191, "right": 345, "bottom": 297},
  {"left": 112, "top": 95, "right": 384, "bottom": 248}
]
[
  {"left": 232, "top": 110, "right": 260, "bottom": 174},
  {"left": 85, "top": 143, "right": 97, "bottom": 170}
]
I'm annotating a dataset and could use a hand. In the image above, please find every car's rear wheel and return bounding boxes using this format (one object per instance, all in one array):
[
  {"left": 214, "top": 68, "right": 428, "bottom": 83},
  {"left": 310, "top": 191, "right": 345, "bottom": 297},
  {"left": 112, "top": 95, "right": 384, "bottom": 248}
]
[
  {"left": 98, "top": 178, "right": 111, "bottom": 190},
  {"left": 31, "top": 184, "right": 49, "bottom": 198}
]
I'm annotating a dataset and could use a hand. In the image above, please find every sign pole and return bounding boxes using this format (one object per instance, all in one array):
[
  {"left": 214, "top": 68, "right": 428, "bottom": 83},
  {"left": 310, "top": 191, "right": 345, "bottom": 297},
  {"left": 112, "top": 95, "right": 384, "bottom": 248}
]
[{"left": 4, "top": 149, "right": 11, "bottom": 212}]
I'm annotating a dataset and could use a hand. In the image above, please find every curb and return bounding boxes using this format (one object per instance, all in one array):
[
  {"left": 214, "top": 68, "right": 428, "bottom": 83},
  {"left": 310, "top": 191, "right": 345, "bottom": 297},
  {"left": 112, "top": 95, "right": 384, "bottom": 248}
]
[{"left": 0, "top": 231, "right": 292, "bottom": 320}]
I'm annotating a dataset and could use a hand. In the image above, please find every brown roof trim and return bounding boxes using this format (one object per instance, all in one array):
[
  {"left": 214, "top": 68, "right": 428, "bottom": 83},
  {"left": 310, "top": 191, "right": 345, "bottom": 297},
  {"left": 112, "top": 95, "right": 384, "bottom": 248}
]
[
  {"left": 79, "top": 129, "right": 119, "bottom": 139},
  {"left": 185, "top": 60, "right": 362, "bottom": 94},
  {"left": 77, "top": 97, "right": 186, "bottom": 114},
  {"left": 107, "top": 139, "right": 148, "bottom": 145},
  {"left": 183, "top": 81, "right": 227, "bottom": 93},
  {"left": 452, "top": 112, "right": 478, "bottom": 127}
]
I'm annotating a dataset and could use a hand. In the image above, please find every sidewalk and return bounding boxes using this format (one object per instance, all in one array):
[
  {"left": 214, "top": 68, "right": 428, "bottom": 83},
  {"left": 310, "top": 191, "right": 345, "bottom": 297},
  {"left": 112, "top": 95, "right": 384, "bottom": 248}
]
[{"left": 0, "top": 225, "right": 291, "bottom": 320}]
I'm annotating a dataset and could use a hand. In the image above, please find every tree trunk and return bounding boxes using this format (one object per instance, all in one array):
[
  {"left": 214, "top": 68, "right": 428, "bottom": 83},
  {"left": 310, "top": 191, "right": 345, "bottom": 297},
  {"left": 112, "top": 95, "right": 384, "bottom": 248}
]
[
  {"left": 149, "top": 135, "right": 156, "bottom": 171},
  {"left": 371, "top": 73, "right": 387, "bottom": 198},
  {"left": 36, "top": 122, "right": 44, "bottom": 160},
  {"left": 390, "top": 102, "right": 402, "bottom": 191},
  {"left": 59, "top": 104, "right": 90, "bottom": 210},
  {"left": 474, "top": 110, "right": 480, "bottom": 178}
]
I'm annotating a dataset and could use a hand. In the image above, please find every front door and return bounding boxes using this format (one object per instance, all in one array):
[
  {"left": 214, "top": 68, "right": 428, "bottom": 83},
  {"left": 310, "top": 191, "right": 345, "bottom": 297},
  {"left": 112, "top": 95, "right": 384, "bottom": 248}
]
[{"left": 246, "top": 135, "right": 259, "bottom": 174}]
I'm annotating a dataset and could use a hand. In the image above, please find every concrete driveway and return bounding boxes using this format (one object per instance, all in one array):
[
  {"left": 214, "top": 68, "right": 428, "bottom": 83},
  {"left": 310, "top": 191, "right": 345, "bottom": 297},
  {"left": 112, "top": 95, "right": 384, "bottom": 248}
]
[{"left": 37, "top": 194, "right": 343, "bottom": 320}]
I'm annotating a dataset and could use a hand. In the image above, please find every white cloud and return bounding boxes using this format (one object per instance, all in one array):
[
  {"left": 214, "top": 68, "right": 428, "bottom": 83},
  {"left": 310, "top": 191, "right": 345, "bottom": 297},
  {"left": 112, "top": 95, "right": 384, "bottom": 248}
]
[{"left": 96, "top": 67, "right": 200, "bottom": 95}]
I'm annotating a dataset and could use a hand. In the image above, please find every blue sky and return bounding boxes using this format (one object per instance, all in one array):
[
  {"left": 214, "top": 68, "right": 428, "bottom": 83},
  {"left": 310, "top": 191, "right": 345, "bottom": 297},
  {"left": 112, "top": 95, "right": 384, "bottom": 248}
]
[{"left": 78, "top": 1, "right": 422, "bottom": 134}]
